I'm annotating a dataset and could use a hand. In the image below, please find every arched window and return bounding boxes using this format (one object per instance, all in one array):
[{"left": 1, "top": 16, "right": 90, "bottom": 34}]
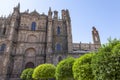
[
  {"left": 0, "top": 44, "right": 6, "bottom": 51},
  {"left": 57, "top": 26, "right": 60, "bottom": 35},
  {"left": 56, "top": 44, "right": 61, "bottom": 51},
  {"left": 31, "top": 22, "right": 36, "bottom": 31}
]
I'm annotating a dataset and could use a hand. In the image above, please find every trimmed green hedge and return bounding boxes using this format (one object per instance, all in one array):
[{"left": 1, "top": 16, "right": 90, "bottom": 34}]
[
  {"left": 73, "top": 53, "right": 95, "bottom": 80},
  {"left": 32, "top": 64, "right": 56, "bottom": 80},
  {"left": 20, "top": 68, "right": 34, "bottom": 80},
  {"left": 55, "top": 57, "right": 75, "bottom": 80}
]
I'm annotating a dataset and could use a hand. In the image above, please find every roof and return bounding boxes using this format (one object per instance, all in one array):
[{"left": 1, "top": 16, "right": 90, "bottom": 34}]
[{"left": 30, "top": 10, "right": 40, "bottom": 16}]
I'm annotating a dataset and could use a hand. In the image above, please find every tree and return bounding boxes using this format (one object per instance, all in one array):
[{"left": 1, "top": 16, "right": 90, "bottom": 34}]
[
  {"left": 72, "top": 53, "right": 95, "bottom": 80},
  {"left": 20, "top": 68, "right": 34, "bottom": 80},
  {"left": 32, "top": 64, "right": 56, "bottom": 80},
  {"left": 55, "top": 57, "right": 75, "bottom": 80},
  {"left": 92, "top": 39, "right": 120, "bottom": 80}
]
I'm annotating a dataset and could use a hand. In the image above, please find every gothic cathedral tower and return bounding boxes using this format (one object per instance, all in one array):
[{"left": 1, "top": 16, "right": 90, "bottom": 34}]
[
  {"left": 0, "top": 4, "right": 20, "bottom": 80},
  {"left": 46, "top": 9, "right": 73, "bottom": 63},
  {"left": 46, "top": 7, "right": 53, "bottom": 63},
  {"left": 62, "top": 9, "right": 73, "bottom": 53}
]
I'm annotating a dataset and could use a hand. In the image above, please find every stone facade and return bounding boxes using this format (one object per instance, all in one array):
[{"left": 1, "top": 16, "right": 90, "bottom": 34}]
[{"left": 0, "top": 4, "right": 101, "bottom": 80}]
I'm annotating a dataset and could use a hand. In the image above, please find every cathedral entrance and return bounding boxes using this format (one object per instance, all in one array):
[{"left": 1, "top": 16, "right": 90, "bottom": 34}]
[
  {"left": 24, "top": 48, "right": 36, "bottom": 69},
  {"left": 25, "top": 62, "right": 34, "bottom": 68},
  {"left": 58, "top": 56, "right": 62, "bottom": 62}
]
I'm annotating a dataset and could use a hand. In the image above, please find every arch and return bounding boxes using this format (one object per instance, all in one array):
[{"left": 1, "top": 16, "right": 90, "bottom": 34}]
[
  {"left": 31, "top": 22, "right": 36, "bottom": 31},
  {"left": 57, "top": 26, "right": 60, "bottom": 35},
  {"left": 25, "top": 62, "right": 34, "bottom": 68},
  {"left": 56, "top": 43, "right": 61, "bottom": 51},
  {"left": 58, "top": 56, "right": 62, "bottom": 62},
  {"left": 0, "top": 43, "right": 6, "bottom": 51},
  {"left": 25, "top": 48, "right": 36, "bottom": 57},
  {"left": 27, "top": 34, "right": 37, "bottom": 42}
]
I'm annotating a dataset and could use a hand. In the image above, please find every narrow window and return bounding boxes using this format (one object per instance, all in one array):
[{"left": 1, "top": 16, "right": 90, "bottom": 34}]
[
  {"left": 56, "top": 44, "right": 61, "bottom": 51},
  {"left": 3, "top": 27, "right": 6, "bottom": 35},
  {"left": 57, "top": 26, "right": 60, "bottom": 35},
  {"left": 31, "top": 22, "right": 36, "bottom": 31},
  {"left": 1, "top": 44, "right": 6, "bottom": 51}
]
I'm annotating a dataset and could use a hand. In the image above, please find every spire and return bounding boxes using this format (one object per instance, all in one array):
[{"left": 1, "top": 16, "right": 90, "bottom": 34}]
[
  {"left": 61, "top": 9, "right": 66, "bottom": 20},
  {"left": 66, "top": 9, "right": 70, "bottom": 21},
  {"left": 13, "top": 3, "right": 20, "bottom": 13},
  {"left": 48, "top": 7, "right": 52, "bottom": 16},
  {"left": 54, "top": 10, "right": 58, "bottom": 19},
  {"left": 12, "top": 3, "right": 20, "bottom": 19},
  {"left": 49, "top": 7, "right": 52, "bottom": 12},
  {"left": 48, "top": 7, "right": 52, "bottom": 20},
  {"left": 18, "top": 3, "right": 20, "bottom": 9}
]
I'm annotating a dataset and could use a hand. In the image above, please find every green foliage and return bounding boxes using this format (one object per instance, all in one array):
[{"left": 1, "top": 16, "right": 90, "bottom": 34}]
[
  {"left": 112, "top": 43, "right": 120, "bottom": 53},
  {"left": 72, "top": 53, "right": 95, "bottom": 80},
  {"left": 20, "top": 68, "right": 34, "bottom": 80},
  {"left": 55, "top": 57, "right": 75, "bottom": 80},
  {"left": 32, "top": 64, "right": 56, "bottom": 80},
  {"left": 99, "top": 38, "right": 120, "bottom": 52},
  {"left": 92, "top": 39, "right": 120, "bottom": 80}
]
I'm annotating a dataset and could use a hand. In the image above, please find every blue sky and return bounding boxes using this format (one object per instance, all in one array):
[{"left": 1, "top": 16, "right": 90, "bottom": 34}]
[{"left": 0, "top": 0, "right": 120, "bottom": 44}]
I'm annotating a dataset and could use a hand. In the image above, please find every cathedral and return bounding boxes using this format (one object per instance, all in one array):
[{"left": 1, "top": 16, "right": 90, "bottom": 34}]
[{"left": 0, "top": 4, "right": 101, "bottom": 80}]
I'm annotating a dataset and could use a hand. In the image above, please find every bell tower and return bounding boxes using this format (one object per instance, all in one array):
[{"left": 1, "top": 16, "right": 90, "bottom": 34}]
[{"left": 92, "top": 26, "right": 101, "bottom": 45}]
